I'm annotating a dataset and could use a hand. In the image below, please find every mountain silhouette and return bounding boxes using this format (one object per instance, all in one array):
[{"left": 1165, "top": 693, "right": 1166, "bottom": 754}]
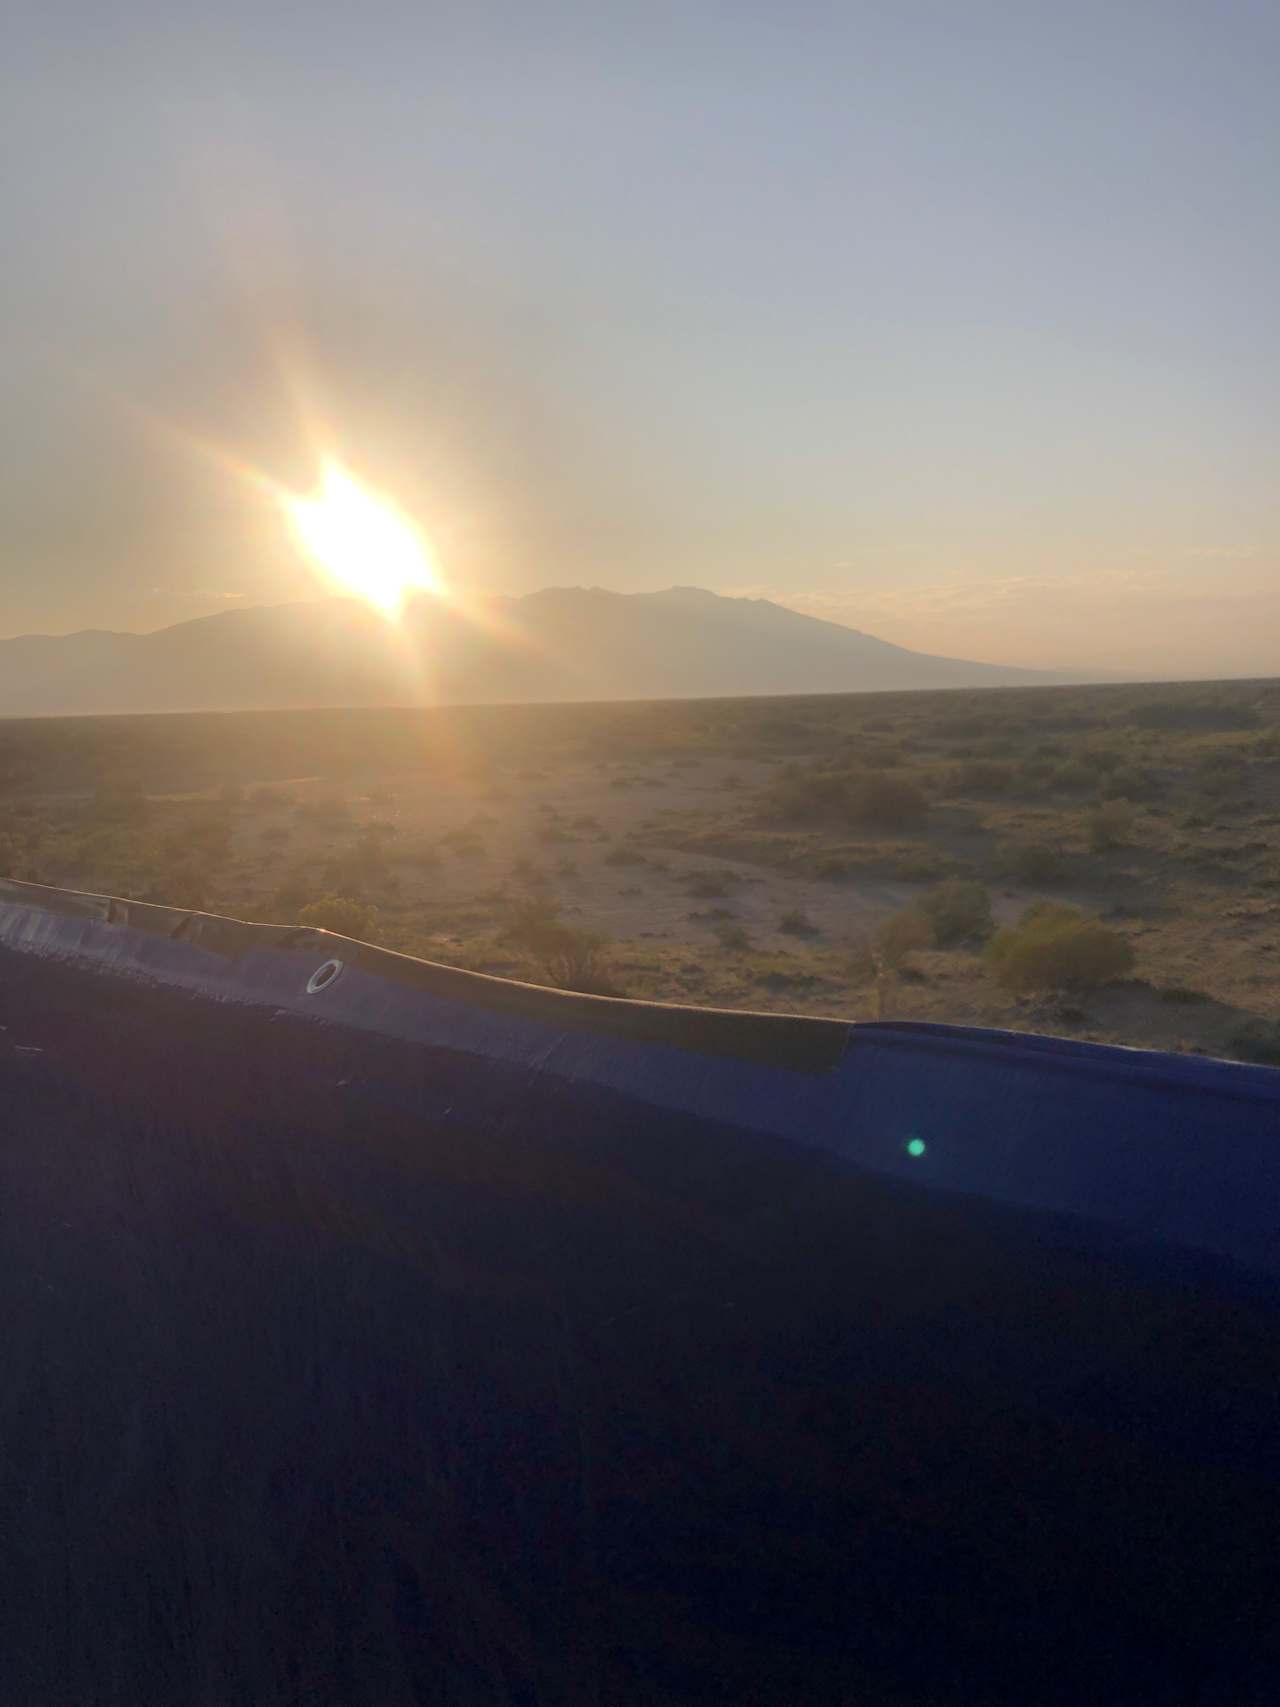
[{"left": 0, "top": 586, "right": 1052, "bottom": 716}]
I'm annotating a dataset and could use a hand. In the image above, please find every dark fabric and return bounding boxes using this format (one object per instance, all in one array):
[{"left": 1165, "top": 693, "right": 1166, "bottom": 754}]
[{"left": 2, "top": 922, "right": 1279, "bottom": 1704}]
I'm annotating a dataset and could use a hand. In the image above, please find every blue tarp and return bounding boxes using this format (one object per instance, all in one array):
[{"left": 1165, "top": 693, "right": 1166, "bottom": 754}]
[{"left": 2, "top": 879, "right": 1278, "bottom": 1704}]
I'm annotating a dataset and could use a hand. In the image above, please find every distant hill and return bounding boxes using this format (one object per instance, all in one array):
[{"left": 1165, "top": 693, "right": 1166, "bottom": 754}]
[{"left": 0, "top": 585, "right": 1056, "bottom": 716}]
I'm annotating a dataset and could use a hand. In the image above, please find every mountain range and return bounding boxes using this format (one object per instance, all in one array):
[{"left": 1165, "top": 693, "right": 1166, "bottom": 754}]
[{"left": 0, "top": 586, "right": 1057, "bottom": 716}]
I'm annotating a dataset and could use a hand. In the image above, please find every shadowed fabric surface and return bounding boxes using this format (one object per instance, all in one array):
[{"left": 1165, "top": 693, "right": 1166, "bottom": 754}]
[{"left": 2, "top": 885, "right": 1278, "bottom": 1704}]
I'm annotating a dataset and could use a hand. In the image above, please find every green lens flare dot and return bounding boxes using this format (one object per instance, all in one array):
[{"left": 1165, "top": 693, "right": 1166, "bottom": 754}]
[{"left": 906, "top": 1137, "right": 927, "bottom": 1159}]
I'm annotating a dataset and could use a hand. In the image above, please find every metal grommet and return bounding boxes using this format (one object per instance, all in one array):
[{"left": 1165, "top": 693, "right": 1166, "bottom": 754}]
[{"left": 306, "top": 958, "right": 344, "bottom": 995}]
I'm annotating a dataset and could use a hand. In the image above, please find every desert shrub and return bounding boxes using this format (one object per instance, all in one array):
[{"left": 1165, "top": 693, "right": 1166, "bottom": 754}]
[
  {"left": 684, "top": 871, "right": 736, "bottom": 899},
  {"left": 1086, "top": 801, "right": 1134, "bottom": 851},
  {"left": 1129, "top": 700, "right": 1259, "bottom": 732},
  {"left": 920, "top": 878, "right": 992, "bottom": 946},
  {"left": 760, "top": 766, "right": 850, "bottom": 823},
  {"left": 403, "top": 843, "right": 442, "bottom": 868},
  {"left": 1016, "top": 760, "right": 1057, "bottom": 797},
  {"left": 998, "top": 839, "right": 1066, "bottom": 884},
  {"left": 714, "top": 921, "right": 752, "bottom": 952},
  {"left": 602, "top": 846, "right": 647, "bottom": 867},
  {"left": 272, "top": 864, "right": 317, "bottom": 915},
  {"left": 1077, "top": 744, "right": 1122, "bottom": 773},
  {"left": 936, "top": 715, "right": 1004, "bottom": 739},
  {"left": 886, "top": 847, "right": 952, "bottom": 882},
  {"left": 1101, "top": 766, "right": 1158, "bottom": 802},
  {"left": 986, "top": 902, "right": 1134, "bottom": 993},
  {"left": 850, "top": 773, "right": 928, "bottom": 830},
  {"left": 845, "top": 936, "right": 876, "bottom": 985},
  {"left": 1052, "top": 760, "right": 1097, "bottom": 794},
  {"left": 1227, "top": 1018, "right": 1280, "bottom": 1066},
  {"left": 92, "top": 780, "right": 147, "bottom": 824},
  {"left": 1195, "top": 752, "right": 1249, "bottom": 800},
  {"left": 500, "top": 894, "right": 564, "bottom": 948},
  {"left": 296, "top": 792, "right": 351, "bottom": 826},
  {"left": 761, "top": 766, "right": 927, "bottom": 832},
  {"left": 873, "top": 908, "right": 934, "bottom": 968},
  {"left": 500, "top": 896, "right": 616, "bottom": 994},
  {"left": 533, "top": 929, "right": 616, "bottom": 994},
  {"left": 150, "top": 866, "right": 209, "bottom": 912},
  {"left": 298, "top": 893, "right": 381, "bottom": 942},
  {"left": 778, "top": 907, "right": 817, "bottom": 936},
  {"left": 953, "top": 760, "right": 1016, "bottom": 796}
]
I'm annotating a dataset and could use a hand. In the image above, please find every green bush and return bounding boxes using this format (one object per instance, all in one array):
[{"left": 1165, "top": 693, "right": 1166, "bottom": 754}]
[
  {"left": 778, "top": 906, "right": 816, "bottom": 936},
  {"left": 298, "top": 894, "right": 381, "bottom": 942},
  {"left": 920, "top": 878, "right": 992, "bottom": 946},
  {"left": 986, "top": 902, "right": 1134, "bottom": 993}
]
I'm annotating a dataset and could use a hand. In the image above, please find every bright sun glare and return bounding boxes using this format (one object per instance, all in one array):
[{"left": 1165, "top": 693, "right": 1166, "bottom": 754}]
[{"left": 279, "top": 459, "right": 441, "bottom": 617}]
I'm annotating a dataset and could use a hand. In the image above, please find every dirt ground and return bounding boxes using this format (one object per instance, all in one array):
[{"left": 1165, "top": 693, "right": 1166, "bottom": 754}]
[{"left": 2, "top": 678, "right": 1278, "bottom": 1062}]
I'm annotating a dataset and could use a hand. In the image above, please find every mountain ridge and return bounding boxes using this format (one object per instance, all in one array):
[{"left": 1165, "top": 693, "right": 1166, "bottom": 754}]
[{"left": 0, "top": 585, "right": 1063, "bottom": 716}]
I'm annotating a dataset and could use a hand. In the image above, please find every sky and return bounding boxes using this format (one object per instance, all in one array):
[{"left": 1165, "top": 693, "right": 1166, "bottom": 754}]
[{"left": 2, "top": 0, "right": 1277, "bottom": 676}]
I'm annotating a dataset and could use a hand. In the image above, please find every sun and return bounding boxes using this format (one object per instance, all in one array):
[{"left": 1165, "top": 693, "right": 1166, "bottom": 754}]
[{"left": 278, "top": 458, "right": 441, "bottom": 617}]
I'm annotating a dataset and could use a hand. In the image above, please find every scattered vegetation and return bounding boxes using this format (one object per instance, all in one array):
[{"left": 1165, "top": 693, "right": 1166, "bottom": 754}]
[
  {"left": 499, "top": 896, "right": 617, "bottom": 995},
  {"left": 999, "top": 839, "right": 1067, "bottom": 884},
  {"left": 1228, "top": 1018, "right": 1280, "bottom": 1066},
  {"left": 873, "top": 908, "right": 934, "bottom": 968},
  {"left": 2, "top": 674, "right": 1277, "bottom": 1057},
  {"left": 919, "top": 879, "right": 993, "bottom": 946},
  {"left": 1086, "top": 801, "right": 1134, "bottom": 852},
  {"left": 986, "top": 903, "right": 1135, "bottom": 993},
  {"left": 760, "top": 765, "right": 928, "bottom": 831},
  {"left": 297, "top": 894, "right": 381, "bottom": 942}
]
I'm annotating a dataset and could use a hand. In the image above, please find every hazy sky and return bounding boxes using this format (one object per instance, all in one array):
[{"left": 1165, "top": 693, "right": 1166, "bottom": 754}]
[{"left": 3, "top": 0, "right": 1277, "bottom": 675}]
